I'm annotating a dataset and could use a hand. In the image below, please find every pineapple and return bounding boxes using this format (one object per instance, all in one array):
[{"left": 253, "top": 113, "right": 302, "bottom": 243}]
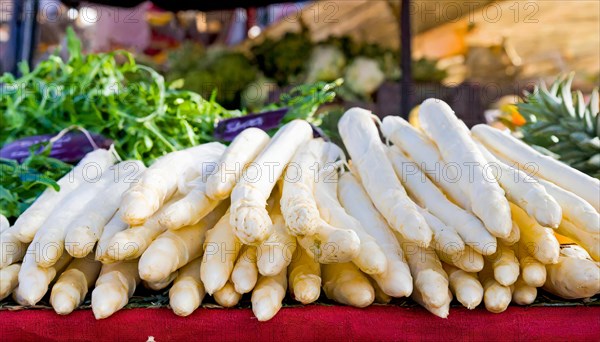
[{"left": 517, "top": 74, "right": 600, "bottom": 178}]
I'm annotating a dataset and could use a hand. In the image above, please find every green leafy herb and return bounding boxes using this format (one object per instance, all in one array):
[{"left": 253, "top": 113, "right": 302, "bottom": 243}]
[
  {"left": 279, "top": 79, "right": 342, "bottom": 124},
  {"left": 0, "top": 149, "right": 72, "bottom": 218},
  {"left": 255, "top": 79, "right": 342, "bottom": 139},
  {"left": 0, "top": 27, "right": 242, "bottom": 163}
]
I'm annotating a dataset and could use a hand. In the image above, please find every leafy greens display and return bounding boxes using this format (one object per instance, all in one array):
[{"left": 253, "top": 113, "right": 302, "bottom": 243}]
[
  {"left": 0, "top": 27, "right": 340, "bottom": 219},
  {"left": 1, "top": 28, "right": 241, "bottom": 163}
]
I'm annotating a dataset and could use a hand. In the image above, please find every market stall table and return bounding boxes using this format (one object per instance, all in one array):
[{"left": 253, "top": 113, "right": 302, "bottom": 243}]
[{"left": 2, "top": 305, "right": 599, "bottom": 341}]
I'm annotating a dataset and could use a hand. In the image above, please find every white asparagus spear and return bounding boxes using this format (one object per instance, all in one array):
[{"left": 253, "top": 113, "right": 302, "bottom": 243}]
[
  {"left": 207, "top": 127, "right": 270, "bottom": 200},
  {"left": 407, "top": 235, "right": 454, "bottom": 318},
  {"left": 400, "top": 240, "right": 450, "bottom": 309},
  {"left": 0, "top": 227, "right": 28, "bottom": 268},
  {"left": 280, "top": 140, "right": 323, "bottom": 236},
  {"left": 388, "top": 147, "right": 496, "bottom": 254},
  {"left": 231, "top": 245, "right": 259, "bottom": 294},
  {"left": 139, "top": 203, "right": 226, "bottom": 283},
  {"left": 282, "top": 141, "right": 361, "bottom": 264},
  {"left": 479, "top": 262, "right": 511, "bottom": 313},
  {"left": 91, "top": 259, "right": 140, "bottom": 319},
  {"left": 412, "top": 288, "right": 452, "bottom": 319},
  {"left": 12, "top": 286, "right": 28, "bottom": 306},
  {"left": 16, "top": 252, "right": 72, "bottom": 305},
  {"left": 471, "top": 124, "right": 600, "bottom": 211},
  {"left": 442, "top": 263, "right": 483, "bottom": 309},
  {"left": 0, "top": 263, "right": 20, "bottom": 300},
  {"left": 296, "top": 222, "right": 360, "bottom": 264},
  {"left": 322, "top": 262, "right": 374, "bottom": 308},
  {"left": 169, "top": 257, "right": 205, "bottom": 317},
  {"left": 338, "top": 107, "right": 432, "bottom": 245},
  {"left": 315, "top": 164, "right": 387, "bottom": 275},
  {"left": 369, "top": 277, "right": 392, "bottom": 304},
  {"left": 120, "top": 143, "right": 225, "bottom": 226},
  {"left": 144, "top": 271, "right": 178, "bottom": 291},
  {"left": 381, "top": 115, "right": 470, "bottom": 208},
  {"left": 500, "top": 221, "right": 521, "bottom": 246},
  {"left": 518, "top": 254, "right": 547, "bottom": 288},
  {"left": 419, "top": 99, "right": 512, "bottom": 238},
  {"left": 559, "top": 244, "right": 593, "bottom": 260},
  {"left": 486, "top": 243, "right": 520, "bottom": 286},
  {"left": 0, "top": 214, "right": 9, "bottom": 234},
  {"left": 257, "top": 208, "right": 297, "bottom": 276},
  {"left": 213, "top": 280, "right": 242, "bottom": 308},
  {"left": 511, "top": 203, "right": 560, "bottom": 264},
  {"left": 230, "top": 120, "right": 313, "bottom": 245},
  {"left": 104, "top": 195, "right": 184, "bottom": 262},
  {"left": 13, "top": 149, "right": 116, "bottom": 243},
  {"left": 65, "top": 161, "right": 146, "bottom": 258},
  {"left": 158, "top": 182, "right": 222, "bottom": 230},
  {"left": 418, "top": 208, "right": 465, "bottom": 255},
  {"left": 95, "top": 212, "right": 128, "bottom": 262},
  {"left": 543, "top": 245, "right": 600, "bottom": 299},
  {"left": 436, "top": 246, "right": 484, "bottom": 273},
  {"left": 387, "top": 146, "right": 495, "bottom": 255},
  {"left": 511, "top": 277, "right": 537, "bottom": 305},
  {"left": 50, "top": 255, "right": 102, "bottom": 314},
  {"left": 175, "top": 167, "right": 203, "bottom": 197},
  {"left": 476, "top": 142, "right": 562, "bottom": 228},
  {"left": 252, "top": 270, "right": 287, "bottom": 321},
  {"left": 338, "top": 172, "right": 413, "bottom": 297},
  {"left": 555, "top": 219, "right": 599, "bottom": 261},
  {"left": 201, "top": 212, "right": 242, "bottom": 294},
  {"left": 287, "top": 244, "right": 321, "bottom": 304},
  {"left": 538, "top": 179, "right": 599, "bottom": 234},
  {"left": 29, "top": 166, "right": 117, "bottom": 268}
]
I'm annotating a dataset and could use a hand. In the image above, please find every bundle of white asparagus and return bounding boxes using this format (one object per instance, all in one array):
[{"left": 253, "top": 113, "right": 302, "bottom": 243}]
[{"left": 1, "top": 103, "right": 599, "bottom": 321}]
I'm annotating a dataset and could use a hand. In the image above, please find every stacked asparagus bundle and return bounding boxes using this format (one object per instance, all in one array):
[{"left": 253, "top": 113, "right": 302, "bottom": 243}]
[{"left": 1, "top": 99, "right": 598, "bottom": 321}]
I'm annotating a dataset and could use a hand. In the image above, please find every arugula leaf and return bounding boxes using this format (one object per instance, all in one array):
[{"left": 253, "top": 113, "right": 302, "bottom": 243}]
[
  {"left": 0, "top": 153, "right": 71, "bottom": 218},
  {"left": 280, "top": 79, "right": 342, "bottom": 125}
]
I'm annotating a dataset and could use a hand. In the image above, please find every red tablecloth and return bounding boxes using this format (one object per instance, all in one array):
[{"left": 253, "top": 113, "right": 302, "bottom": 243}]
[{"left": 1, "top": 305, "right": 599, "bottom": 341}]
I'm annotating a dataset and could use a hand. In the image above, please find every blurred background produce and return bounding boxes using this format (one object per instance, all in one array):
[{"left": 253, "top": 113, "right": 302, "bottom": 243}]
[
  {"left": 1, "top": 0, "right": 598, "bottom": 222},
  {"left": 0, "top": 0, "right": 598, "bottom": 326}
]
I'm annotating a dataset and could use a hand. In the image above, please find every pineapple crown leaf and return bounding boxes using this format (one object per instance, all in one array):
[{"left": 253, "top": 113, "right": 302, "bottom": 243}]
[
  {"left": 548, "top": 79, "right": 560, "bottom": 97},
  {"left": 518, "top": 74, "right": 599, "bottom": 135},
  {"left": 517, "top": 74, "right": 599, "bottom": 178},
  {"left": 589, "top": 88, "right": 599, "bottom": 116},
  {"left": 576, "top": 91, "right": 586, "bottom": 119}
]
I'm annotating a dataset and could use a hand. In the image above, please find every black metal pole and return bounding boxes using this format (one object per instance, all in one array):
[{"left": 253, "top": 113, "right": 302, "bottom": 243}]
[
  {"left": 4, "top": 0, "right": 39, "bottom": 75},
  {"left": 20, "top": 0, "right": 39, "bottom": 72},
  {"left": 400, "top": 0, "right": 412, "bottom": 118},
  {"left": 3, "top": 0, "right": 20, "bottom": 74}
]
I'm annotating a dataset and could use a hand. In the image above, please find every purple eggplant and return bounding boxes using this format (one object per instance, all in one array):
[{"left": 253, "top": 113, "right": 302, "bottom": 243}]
[
  {"left": 214, "top": 108, "right": 324, "bottom": 141},
  {"left": 1, "top": 133, "right": 113, "bottom": 163},
  {"left": 214, "top": 108, "right": 289, "bottom": 141}
]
